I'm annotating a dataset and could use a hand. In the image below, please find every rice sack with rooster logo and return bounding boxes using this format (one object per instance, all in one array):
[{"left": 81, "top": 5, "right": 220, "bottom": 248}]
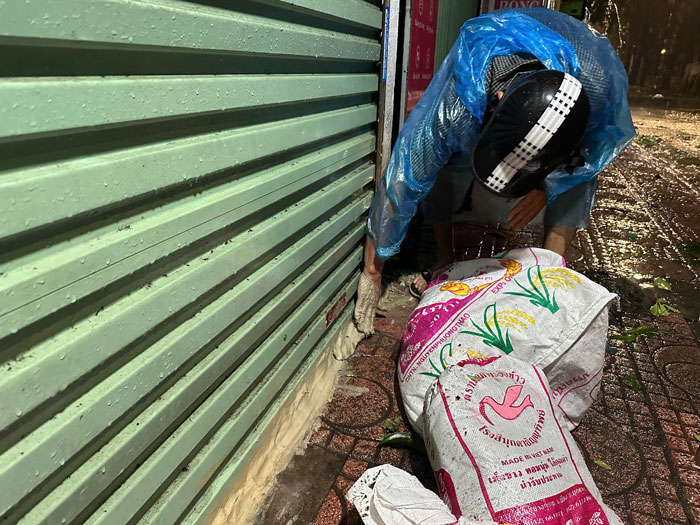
[
  {"left": 423, "top": 355, "right": 623, "bottom": 524},
  {"left": 399, "top": 248, "right": 615, "bottom": 434}
]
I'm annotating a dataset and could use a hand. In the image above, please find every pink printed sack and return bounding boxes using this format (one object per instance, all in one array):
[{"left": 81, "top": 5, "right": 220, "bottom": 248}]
[
  {"left": 399, "top": 248, "right": 615, "bottom": 434},
  {"left": 423, "top": 355, "right": 623, "bottom": 525}
]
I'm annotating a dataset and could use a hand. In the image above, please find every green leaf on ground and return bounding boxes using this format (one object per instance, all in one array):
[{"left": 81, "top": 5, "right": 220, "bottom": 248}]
[
  {"left": 694, "top": 434, "right": 700, "bottom": 442},
  {"left": 653, "top": 277, "right": 673, "bottom": 291},
  {"left": 382, "top": 417, "right": 402, "bottom": 434},
  {"left": 622, "top": 375, "right": 642, "bottom": 393},
  {"left": 593, "top": 459, "right": 612, "bottom": 470},
  {"left": 627, "top": 232, "right": 638, "bottom": 241},
  {"left": 612, "top": 326, "right": 659, "bottom": 342},
  {"left": 637, "top": 134, "right": 663, "bottom": 149},
  {"left": 650, "top": 298, "right": 681, "bottom": 316},
  {"left": 378, "top": 432, "right": 426, "bottom": 453}
]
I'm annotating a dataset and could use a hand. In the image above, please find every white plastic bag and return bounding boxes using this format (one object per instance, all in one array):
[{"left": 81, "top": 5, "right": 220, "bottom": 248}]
[
  {"left": 347, "top": 464, "right": 498, "bottom": 525},
  {"left": 423, "top": 355, "right": 622, "bottom": 524},
  {"left": 399, "top": 248, "right": 614, "bottom": 434}
]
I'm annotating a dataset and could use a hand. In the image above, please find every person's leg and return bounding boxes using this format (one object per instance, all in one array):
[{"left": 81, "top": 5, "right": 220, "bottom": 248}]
[
  {"left": 543, "top": 225, "right": 576, "bottom": 257},
  {"left": 411, "top": 220, "right": 455, "bottom": 296},
  {"left": 412, "top": 156, "right": 470, "bottom": 296},
  {"left": 432, "top": 221, "right": 455, "bottom": 268}
]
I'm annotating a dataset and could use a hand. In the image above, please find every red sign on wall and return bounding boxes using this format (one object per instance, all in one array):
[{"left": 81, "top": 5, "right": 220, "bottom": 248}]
[
  {"left": 481, "top": 0, "right": 547, "bottom": 13},
  {"left": 405, "top": 0, "right": 439, "bottom": 118},
  {"left": 325, "top": 293, "right": 347, "bottom": 328}
]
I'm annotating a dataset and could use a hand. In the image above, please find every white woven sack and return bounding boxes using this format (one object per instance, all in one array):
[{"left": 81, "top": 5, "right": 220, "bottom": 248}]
[
  {"left": 399, "top": 248, "right": 614, "bottom": 434},
  {"left": 423, "top": 355, "right": 623, "bottom": 524}
]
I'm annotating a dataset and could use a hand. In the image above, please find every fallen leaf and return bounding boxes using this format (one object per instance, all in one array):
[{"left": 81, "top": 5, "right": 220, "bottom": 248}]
[
  {"left": 382, "top": 417, "right": 401, "bottom": 434},
  {"left": 637, "top": 134, "right": 663, "bottom": 149},
  {"left": 654, "top": 277, "right": 673, "bottom": 291},
  {"left": 378, "top": 432, "right": 426, "bottom": 453},
  {"left": 594, "top": 459, "right": 612, "bottom": 470},
  {"left": 649, "top": 301, "right": 665, "bottom": 316},
  {"left": 612, "top": 326, "right": 659, "bottom": 342},
  {"left": 650, "top": 298, "right": 681, "bottom": 316},
  {"left": 612, "top": 334, "right": 636, "bottom": 343},
  {"left": 622, "top": 375, "right": 642, "bottom": 393},
  {"left": 694, "top": 434, "right": 700, "bottom": 442}
]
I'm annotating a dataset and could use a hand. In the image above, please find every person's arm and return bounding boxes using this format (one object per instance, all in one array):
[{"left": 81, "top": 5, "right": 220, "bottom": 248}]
[
  {"left": 506, "top": 188, "right": 548, "bottom": 231},
  {"left": 354, "top": 236, "right": 384, "bottom": 335},
  {"left": 362, "top": 236, "right": 384, "bottom": 286},
  {"left": 355, "top": 77, "right": 478, "bottom": 335},
  {"left": 367, "top": 55, "right": 480, "bottom": 262}
]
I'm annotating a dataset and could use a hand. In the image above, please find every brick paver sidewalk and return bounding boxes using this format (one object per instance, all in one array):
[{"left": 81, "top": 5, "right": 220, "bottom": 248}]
[{"left": 257, "top": 134, "right": 700, "bottom": 524}]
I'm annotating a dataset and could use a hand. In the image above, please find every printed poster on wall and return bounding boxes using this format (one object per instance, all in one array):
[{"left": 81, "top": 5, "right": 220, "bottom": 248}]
[
  {"left": 405, "top": 0, "right": 439, "bottom": 118},
  {"left": 480, "top": 0, "right": 547, "bottom": 13}
]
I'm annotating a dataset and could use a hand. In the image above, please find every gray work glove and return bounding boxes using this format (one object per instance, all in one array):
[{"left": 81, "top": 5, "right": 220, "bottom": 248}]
[{"left": 354, "top": 272, "right": 381, "bottom": 336}]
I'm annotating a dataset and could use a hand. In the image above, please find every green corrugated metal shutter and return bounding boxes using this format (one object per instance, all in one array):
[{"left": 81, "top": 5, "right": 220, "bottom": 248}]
[
  {"left": 0, "top": 1, "right": 381, "bottom": 523},
  {"left": 433, "top": 0, "right": 479, "bottom": 71}
]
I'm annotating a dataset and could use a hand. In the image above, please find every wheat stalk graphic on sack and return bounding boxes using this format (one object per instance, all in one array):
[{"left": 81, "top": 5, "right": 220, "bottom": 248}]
[
  {"left": 487, "top": 310, "right": 536, "bottom": 333},
  {"left": 504, "top": 266, "right": 580, "bottom": 314},
  {"left": 532, "top": 268, "right": 581, "bottom": 290}
]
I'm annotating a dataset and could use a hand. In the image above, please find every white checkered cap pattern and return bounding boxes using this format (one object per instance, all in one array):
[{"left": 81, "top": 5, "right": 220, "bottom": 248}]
[{"left": 483, "top": 73, "right": 583, "bottom": 193}]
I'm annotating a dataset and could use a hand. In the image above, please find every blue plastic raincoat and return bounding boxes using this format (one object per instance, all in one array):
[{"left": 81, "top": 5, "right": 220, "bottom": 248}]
[{"left": 368, "top": 8, "right": 635, "bottom": 259}]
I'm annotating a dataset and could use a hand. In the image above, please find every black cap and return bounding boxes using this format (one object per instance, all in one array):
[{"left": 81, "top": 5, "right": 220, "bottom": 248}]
[{"left": 472, "top": 70, "right": 590, "bottom": 198}]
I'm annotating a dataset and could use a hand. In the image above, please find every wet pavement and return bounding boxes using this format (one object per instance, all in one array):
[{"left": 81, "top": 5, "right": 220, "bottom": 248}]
[{"left": 256, "top": 106, "right": 700, "bottom": 525}]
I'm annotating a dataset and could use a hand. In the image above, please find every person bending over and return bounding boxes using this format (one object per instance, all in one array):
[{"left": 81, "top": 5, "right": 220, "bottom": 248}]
[{"left": 354, "top": 8, "right": 635, "bottom": 335}]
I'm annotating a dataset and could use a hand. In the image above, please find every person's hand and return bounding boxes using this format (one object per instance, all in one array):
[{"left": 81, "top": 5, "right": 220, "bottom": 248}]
[
  {"left": 354, "top": 272, "right": 381, "bottom": 336},
  {"left": 354, "top": 236, "right": 384, "bottom": 336},
  {"left": 507, "top": 188, "right": 547, "bottom": 231}
]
